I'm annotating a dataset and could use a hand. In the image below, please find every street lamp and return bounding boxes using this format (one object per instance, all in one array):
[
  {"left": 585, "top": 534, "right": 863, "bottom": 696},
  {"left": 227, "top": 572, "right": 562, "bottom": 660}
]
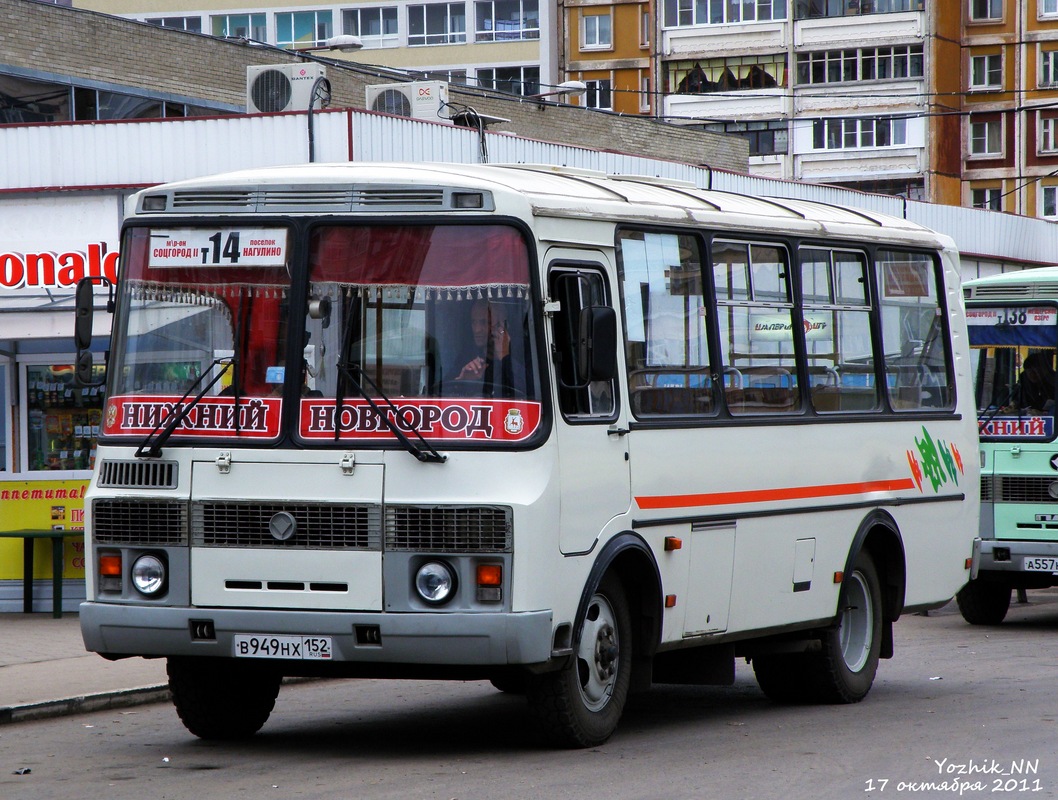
[
  {"left": 530, "top": 80, "right": 587, "bottom": 105},
  {"left": 295, "top": 34, "right": 364, "bottom": 53}
]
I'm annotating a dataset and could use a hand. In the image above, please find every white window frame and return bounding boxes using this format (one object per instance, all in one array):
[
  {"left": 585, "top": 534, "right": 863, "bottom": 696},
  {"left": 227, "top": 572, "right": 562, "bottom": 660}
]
[
  {"left": 969, "top": 118, "right": 1003, "bottom": 157},
  {"left": 474, "top": 0, "right": 539, "bottom": 42},
  {"left": 970, "top": 0, "right": 1002, "bottom": 20},
  {"left": 640, "top": 7, "right": 650, "bottom": 48},
  {"left": 639, "top": 71, "right": 651, "bottom": 113},
  {"left": 1042, "top": 185, "right": 1058, "bottom": 218},
  {"left": 971, "top": 187, "right": 1001, "bottom": 210},
  {"left": 274, "top": 10, "right": 333, "bottom": 48},
  {"left": 408, "top": 2, "right": 467, "bottom": 46},
  {"left": 1041, "top": 49, "right": 1058, "bottom": 87},
  {"left": 1041, "top": 114, "right": 1058, "bottom": 154},
  {"left": 343, "top": 7, "right": 399, "bottom": 48},
  {"left": 145, "top": 16, "right": 202, "bottom": 32},
  {"left": 581, "top": 10, "right": 613, "bottom": 50},
  {"left": 1043, "top": 0, "right": 1058, "bottom": 17},
  {"left": 969, "top": 53, "right": 1002, "bottom": 90},
  {"left": 475, "top": 65, "right": 540, "bottom": 96},
  {"left": 18, "top": 355, "right": 99, "bottom": 478},
  {"left": 211, "top": 13, "right": 267, "bottom": 41},
  {"left": 665, "top": 0, "right": 787, "bottom": 27},
  {"left": 812, "top": 116, "right": 908, "bottom": 151},
  {"left": 585, "top": 78, "right": 613, "bottom": 110}
]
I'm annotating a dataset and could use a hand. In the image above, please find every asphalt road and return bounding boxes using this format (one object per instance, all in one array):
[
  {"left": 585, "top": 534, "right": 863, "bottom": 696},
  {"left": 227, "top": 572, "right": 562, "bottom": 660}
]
[{"left": 3, "top": 594, "right": 1058, "bottom": 800}]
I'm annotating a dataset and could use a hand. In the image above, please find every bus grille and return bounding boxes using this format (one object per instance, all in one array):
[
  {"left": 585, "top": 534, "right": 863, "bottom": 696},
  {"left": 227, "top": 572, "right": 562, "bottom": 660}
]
[
  {"left": 92, "top": 499, "right": 188, "bottom": 545},
  {"left": 97, "top": 459, "right": 178, "bottom": 489},
  {"left": 991, "top": 476, "right": 1058, "bottom": 504},
  {"left": 192, "top": 502, "right": 381, "bottom": 549},
  {"left": 981, "top": 475, "right": 993, "bottom": 503},
  {"left": 385, "top": 506, "right": 512, "bottom": 552}
]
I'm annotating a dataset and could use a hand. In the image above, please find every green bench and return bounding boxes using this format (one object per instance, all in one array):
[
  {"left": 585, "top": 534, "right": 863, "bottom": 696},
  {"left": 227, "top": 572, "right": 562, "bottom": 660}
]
[{"left": 0, "top": 529, "right": 76, "bottom": 618}]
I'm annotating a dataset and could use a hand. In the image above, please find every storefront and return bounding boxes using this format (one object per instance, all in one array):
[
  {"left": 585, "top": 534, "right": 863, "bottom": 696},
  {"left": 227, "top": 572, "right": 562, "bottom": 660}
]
[{"left": 0, "top": 193, "right": 121, "bottom": 612}]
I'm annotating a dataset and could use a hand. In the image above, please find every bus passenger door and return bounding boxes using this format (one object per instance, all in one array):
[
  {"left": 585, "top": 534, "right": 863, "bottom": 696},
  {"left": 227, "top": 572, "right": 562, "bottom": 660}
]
[{"left": 548, "top": 260, "right": 631, "bottom": 555}]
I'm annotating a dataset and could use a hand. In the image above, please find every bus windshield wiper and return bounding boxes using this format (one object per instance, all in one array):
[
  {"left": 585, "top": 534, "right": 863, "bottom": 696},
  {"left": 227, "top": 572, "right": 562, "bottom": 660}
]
[
  {"left": 135, "top": 357, "right": 234, "bottom": 458},
  {"left": 334, "top": 360, "right": 446, "bottom": 464}
]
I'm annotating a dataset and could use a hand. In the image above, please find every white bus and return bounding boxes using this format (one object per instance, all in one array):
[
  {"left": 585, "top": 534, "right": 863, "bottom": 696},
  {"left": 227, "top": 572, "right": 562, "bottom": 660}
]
[
  {"left": 76, "top": 163, "right": 978, "bottom": 747},
  {"left": 961, "top": 268, "right": 1058, "bottom": 624}
]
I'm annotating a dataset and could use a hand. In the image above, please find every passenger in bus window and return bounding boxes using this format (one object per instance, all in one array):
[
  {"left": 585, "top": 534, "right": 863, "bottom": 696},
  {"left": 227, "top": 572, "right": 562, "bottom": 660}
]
[{"left": 1013, "top": 352, "right": 1056, "bottom": 413}]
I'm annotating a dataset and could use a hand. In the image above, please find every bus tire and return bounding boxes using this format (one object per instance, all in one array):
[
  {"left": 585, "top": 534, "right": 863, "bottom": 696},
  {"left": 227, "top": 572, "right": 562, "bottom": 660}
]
[
  {"left": 167, "top": 657, "right": 281, "bottom": 740},
  {"left": 755, "top": 551, "right": 882, "bottom": 704},
  {"left": 527, "top": 575, "right": 632, "bottom": 748},
  {"left": 813, "top": 550, "right": 883, "bottom": 703},
  {"left": 956, "top": 580, "right": 1011, "bottom": 625}
]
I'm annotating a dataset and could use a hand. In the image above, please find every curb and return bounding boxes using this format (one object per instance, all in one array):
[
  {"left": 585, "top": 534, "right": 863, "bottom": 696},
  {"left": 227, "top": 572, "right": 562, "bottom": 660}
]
[{"left": 0, "top": 685, "right": 170, "bottom": 725}]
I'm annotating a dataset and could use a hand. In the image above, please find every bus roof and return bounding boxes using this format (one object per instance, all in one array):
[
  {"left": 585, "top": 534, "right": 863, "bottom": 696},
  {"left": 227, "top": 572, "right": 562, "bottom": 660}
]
[
  {"left": 131, "top": 161, "right": 949, "bottom": 249},
  {"left": 964, "top": 267, "right": 1058, "bottom": 302}
]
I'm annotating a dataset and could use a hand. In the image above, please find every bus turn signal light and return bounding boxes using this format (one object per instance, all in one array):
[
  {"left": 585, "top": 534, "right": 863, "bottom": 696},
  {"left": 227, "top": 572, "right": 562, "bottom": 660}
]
[
  {"left": 477, "top": 565, "right": 502, "bottom": 586},
  {"left": 833, "top": 571, "right": 844, "bottom": 584},
  {"left": 99, "top": 554, "right": 122, "bottom": 576},
  {"left": 664, "top": 536, "right": 683, "bottom": 551}
]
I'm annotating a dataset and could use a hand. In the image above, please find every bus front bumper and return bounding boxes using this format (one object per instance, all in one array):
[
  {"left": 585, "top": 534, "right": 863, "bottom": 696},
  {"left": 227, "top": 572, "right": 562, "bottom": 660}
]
[{"left": 80, "top": 602, "right": 554, "bottom": 667}]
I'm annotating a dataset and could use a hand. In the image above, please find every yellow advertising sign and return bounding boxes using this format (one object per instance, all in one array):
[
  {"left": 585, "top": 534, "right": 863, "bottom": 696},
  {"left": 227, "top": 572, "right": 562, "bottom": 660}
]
[{"left": 0, "top": 480, "right": 88, "bottom": 580}]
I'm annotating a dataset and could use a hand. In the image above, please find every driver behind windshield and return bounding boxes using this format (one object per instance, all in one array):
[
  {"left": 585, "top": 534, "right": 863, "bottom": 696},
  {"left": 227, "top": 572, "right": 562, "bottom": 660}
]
[{"left": 446, "top": 299, "right": 525, "bottom": 398}]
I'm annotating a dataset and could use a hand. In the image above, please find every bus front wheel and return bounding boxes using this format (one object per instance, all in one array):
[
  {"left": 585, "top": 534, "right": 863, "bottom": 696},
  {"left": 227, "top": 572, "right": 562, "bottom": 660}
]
[
  {"left": 167, "top": 657, "right": 281, "bottom": 740},
  {"left": 527, "top": 575, "right": 632, "bottom": 748},
  {"left": 956, "top": 579, "right": 1011, "bottom": 625}
]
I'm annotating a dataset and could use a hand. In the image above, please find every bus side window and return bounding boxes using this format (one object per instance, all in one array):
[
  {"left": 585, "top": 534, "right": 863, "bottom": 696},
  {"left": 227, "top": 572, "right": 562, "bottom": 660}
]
[
  {"left": 549, "top": 268, "right": 617, "bottom": 419},
  {"left": 801, "top": 247, "right": 880, "bottom": 414},
  {"left": 616, "top": 229, "right": 715, "bottom": 419},
  {"left": 876, "top": 250, "right": 954, "bottom": 411}
]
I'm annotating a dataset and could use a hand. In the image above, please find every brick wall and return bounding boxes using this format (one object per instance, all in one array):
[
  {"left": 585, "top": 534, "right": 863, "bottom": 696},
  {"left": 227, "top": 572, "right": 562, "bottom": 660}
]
[{"left": 3, "top": 0, "right": 748, "bottom": 172}]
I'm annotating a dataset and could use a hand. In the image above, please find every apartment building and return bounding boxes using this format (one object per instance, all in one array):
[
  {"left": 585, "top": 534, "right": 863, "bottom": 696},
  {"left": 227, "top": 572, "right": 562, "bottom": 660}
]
[{"left": 75, "top": 0, "right": 557, "bottom": 96}]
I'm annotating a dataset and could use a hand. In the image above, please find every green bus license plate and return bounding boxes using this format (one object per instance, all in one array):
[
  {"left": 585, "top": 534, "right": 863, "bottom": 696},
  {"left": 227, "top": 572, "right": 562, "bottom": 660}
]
[
  {"left": 233, "top": 634, "right": 332, "bottom": 660},
  {"left": 1023, "top": 557, "right": 1058, "bottom": 572}
]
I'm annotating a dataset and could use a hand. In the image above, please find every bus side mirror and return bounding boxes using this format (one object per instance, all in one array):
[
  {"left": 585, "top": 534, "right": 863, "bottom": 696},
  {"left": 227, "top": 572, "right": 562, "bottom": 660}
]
[
  {"left": 577, "top": 306, "right": 618, "bottom": 383},
  {"left": 74, "top": 276, "right": 114, "bottom": 387}
]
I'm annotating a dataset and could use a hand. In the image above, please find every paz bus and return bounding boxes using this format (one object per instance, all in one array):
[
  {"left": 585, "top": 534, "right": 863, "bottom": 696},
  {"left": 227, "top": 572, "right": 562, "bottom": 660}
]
[
  {"left": 961, "top": 268, "right": 1058, "bottom": 624},
  {"left": 76, "top": 163, "right": 978, "bottom": 747}
]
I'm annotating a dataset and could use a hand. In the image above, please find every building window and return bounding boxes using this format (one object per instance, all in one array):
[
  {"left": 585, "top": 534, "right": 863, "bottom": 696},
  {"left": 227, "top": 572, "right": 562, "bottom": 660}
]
[
  {"left": 641, "top": 7, "right": 651, "bottom": 47},
  {"left": 1043, "top": 186, "right": 1058, "bottom": 218},
  {"left": 1042, "top": 50, "right": 1058, "bottom": 87},
  {"left": 476, "top": 66, "right": 539, "bottom": 95},
  {"left": 211, "top": 13, "right": 267, "bottom": 40},
  {"left": 1044, "top": 0, "right": 1058, "bottom": 16},
  {"left": 969, "top": 118, "right": 1002, "bottom": 156},
  {"left": 664, "top": 0, "right": 787, "bottom": 26},
  {"left": 669, "top": 56, "right": 786, "bottom": 93},
  {"left": 796, "top": 45, "right": 924, "bottom": 85},
  {"left": 276, "top": 10, "right": 333, "bottom": 47},
  {"left": 585, "top": 79, "right": 613, "bottom": 109},
  {"left": 640, "top": 72, "right": 652, "bottom": 112},
  {"left": 343, "top": 7, "right": 399, "bottom": 48},
  {"left": 971, "top": 188, "right": 1001, "bottom": 210},
  {"left": 812, "top": 117, "right": 908, "bottom": 150},
  {"left": 795, "top": 0, "right": 924, "bottom": 19},
  {"left": 475, "top": 0, "right": 539, "bottom": 41},
  {"left": 582, "top": 12, "right": 612, "bottom": 49},
  {"left": 703, "top": 119, "right": 789, "bottom": 155},
  {"left": 970, "top": 53, "right": 1002, "bottom": 90},
  {"left": 409, "top": 2, "right": 467, "bottom": 44},
  {"left": 1041, "top": 114, "right": 1058, "bottom": 153},
  {"left": 970, "top": 0, "right": 1002, "bottom": 20},
  {"left": 145, "top": 16, "right": 202, "bottom": 32}
]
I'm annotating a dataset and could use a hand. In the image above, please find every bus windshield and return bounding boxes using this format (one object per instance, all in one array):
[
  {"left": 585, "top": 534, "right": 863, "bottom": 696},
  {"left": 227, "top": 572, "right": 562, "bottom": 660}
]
[
  {"left": 969, "top": 305, "right": 1058, "bottom": 441},
  {"left": 101, "top": 223, "right": 543, "bottom": 446}
]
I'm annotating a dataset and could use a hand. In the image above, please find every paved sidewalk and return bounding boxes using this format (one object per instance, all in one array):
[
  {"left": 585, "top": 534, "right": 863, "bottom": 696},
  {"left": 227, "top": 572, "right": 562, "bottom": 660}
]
[{"left": 0, "top": 613, "right": 169, "bottom": 724}]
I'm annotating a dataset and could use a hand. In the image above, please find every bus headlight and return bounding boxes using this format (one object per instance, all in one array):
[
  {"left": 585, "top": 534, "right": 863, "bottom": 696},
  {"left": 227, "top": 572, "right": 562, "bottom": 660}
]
[
  {"left": 415, "top": 561, "right": 456, "bottom": 605},
  {"left": 131, "top": 554, "right": 167, "bottom": 596}
]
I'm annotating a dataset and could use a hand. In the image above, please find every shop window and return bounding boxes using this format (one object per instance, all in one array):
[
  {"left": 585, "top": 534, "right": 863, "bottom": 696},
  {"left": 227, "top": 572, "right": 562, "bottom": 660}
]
[{"left": 25, "top": 364, "right": 105, "bottom": 473}]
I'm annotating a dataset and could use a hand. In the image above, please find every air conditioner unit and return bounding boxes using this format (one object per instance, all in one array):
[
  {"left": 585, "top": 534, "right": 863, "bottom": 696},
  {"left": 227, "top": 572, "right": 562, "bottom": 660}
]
[
  {"left": 246, "top": 63, "right": 327, "bottom": 113},
  {"left": 365, "top": 81, "right": 451, "bottom": 124}
]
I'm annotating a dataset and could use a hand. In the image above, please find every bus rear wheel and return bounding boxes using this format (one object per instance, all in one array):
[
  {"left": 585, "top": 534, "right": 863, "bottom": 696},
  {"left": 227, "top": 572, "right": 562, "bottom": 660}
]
[
  {"left": 754, "top": 550, "right": 882, "bottom": 704},
  {"left": 167, "top": 657, "right": 281, "bottom": 740},
  {"left": 956, "top": 579, "right": 1011, "bottom": 625},
  {"left": 527, "top": 575, "right": 632, "bottom": 748}
]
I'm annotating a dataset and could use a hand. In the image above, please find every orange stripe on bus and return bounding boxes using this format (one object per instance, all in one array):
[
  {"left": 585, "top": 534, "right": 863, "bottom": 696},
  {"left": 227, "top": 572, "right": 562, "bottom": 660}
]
[{"left": 635, "top": 478, "right": 918, "bottom": 510}]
